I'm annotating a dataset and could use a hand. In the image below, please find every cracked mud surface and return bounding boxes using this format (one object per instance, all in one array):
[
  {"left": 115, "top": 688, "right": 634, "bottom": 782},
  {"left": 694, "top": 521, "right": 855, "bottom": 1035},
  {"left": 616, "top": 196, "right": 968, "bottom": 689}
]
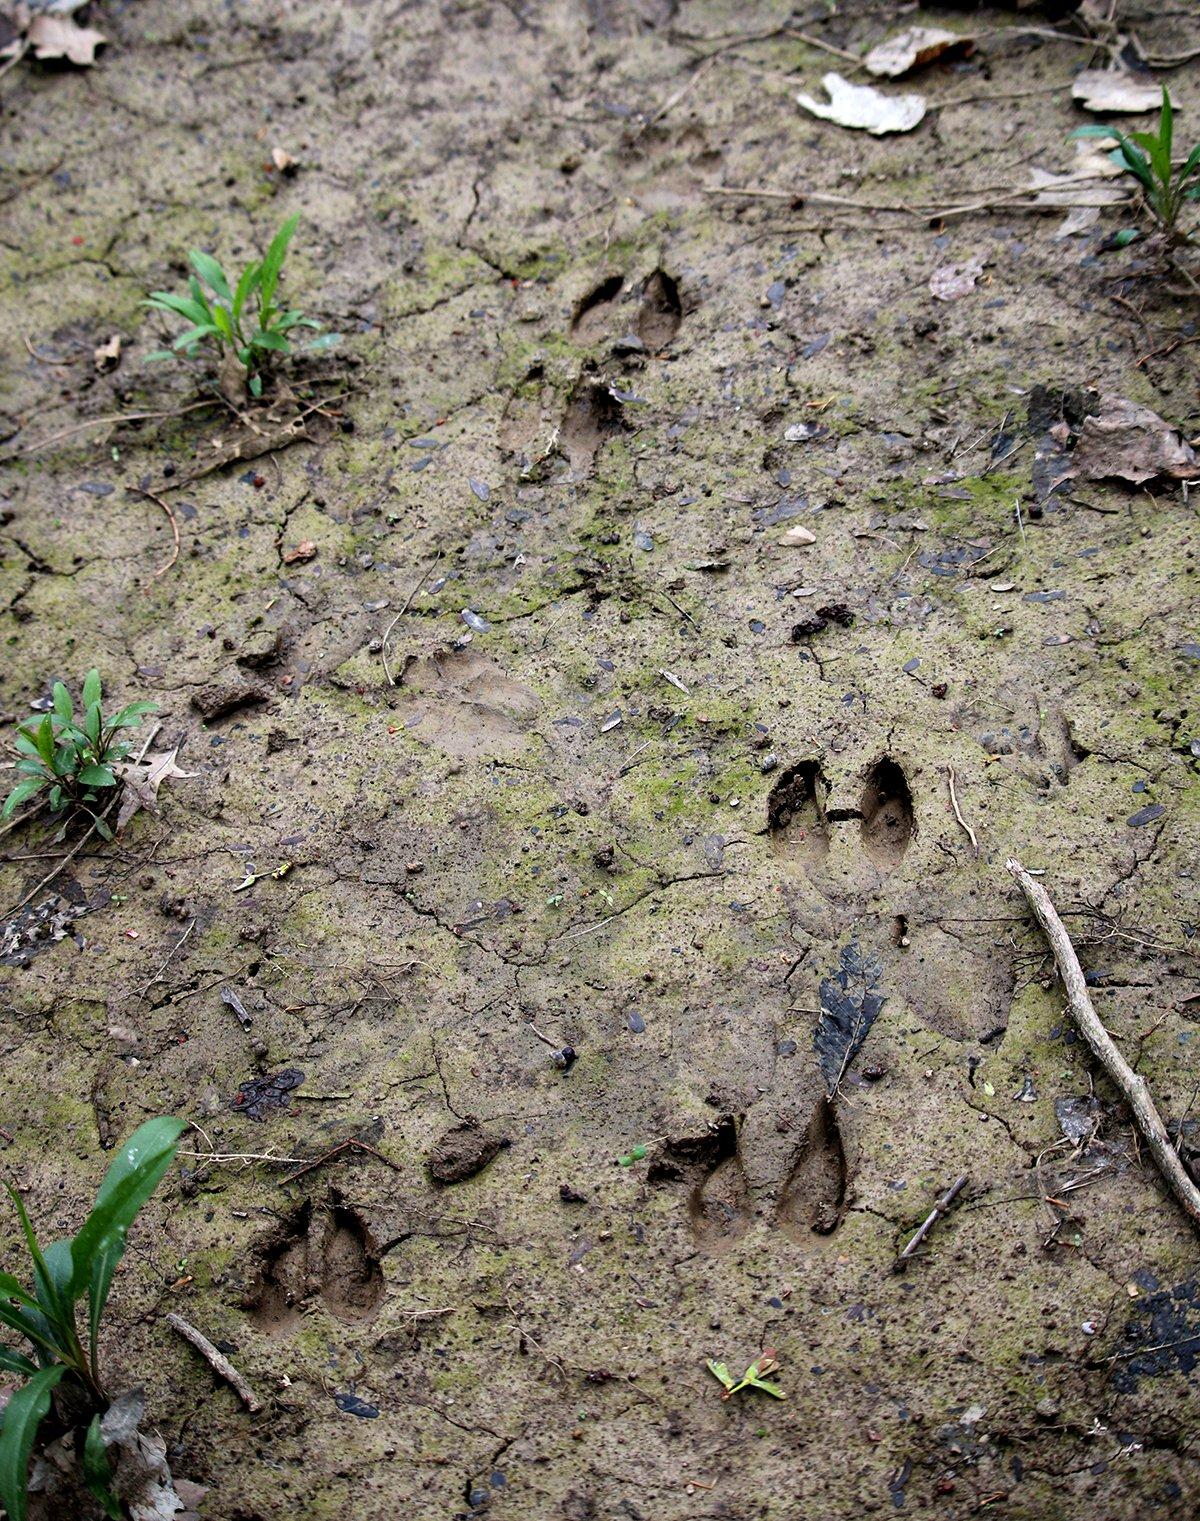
[{"left": 2, "top": 2, "right": 1200, "bottom": 1518}]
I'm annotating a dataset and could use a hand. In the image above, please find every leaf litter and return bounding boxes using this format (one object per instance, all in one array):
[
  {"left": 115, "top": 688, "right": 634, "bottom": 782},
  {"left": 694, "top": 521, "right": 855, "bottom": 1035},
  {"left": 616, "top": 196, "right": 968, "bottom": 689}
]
[{"left": 815, "top": 942, "right": 886, "bottom": 1094}]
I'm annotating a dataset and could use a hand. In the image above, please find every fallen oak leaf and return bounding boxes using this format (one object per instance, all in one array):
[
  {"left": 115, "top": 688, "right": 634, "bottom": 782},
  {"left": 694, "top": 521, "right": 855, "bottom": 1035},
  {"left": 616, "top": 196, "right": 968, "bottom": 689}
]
[{"left": 112, "top": 748, "right": 194, "bottom": 831}]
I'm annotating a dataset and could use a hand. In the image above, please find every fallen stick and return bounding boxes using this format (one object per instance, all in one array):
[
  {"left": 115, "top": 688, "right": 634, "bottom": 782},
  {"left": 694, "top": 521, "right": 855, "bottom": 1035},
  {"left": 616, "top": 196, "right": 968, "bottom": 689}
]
[
  {"left": 947, "top": 766, "right": 979, "bottom": 855},
  {"left": 894, "top": 1174, "right": 969, "bottom": 1271},
  {"left": 1007, "top": 858, "right": 1200, "bottom": 1236},
  {"left": 167, "top": 1312, "right": 262, "bottom": 1412}
]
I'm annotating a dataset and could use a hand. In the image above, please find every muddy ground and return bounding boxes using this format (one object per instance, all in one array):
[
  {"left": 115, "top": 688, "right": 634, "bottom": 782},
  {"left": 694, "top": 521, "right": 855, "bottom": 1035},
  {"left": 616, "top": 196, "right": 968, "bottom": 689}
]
[{"left": 1, "top": 1, "right": 1199, "bottom": 1516}]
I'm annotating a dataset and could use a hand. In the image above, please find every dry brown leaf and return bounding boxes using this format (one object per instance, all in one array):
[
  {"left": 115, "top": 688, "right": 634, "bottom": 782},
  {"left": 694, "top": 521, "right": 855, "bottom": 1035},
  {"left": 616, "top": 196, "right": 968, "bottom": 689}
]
[
  {"left": 1071, "top": 70, "right": 1164, "bottom": 115},
  {"left": 1069, "top": 396, "right": 1199, "bottom": 485},
  {"left": 864, "top": 27, "right": 973, "bottom": 79},
  {"left": 113, "top": 748, "right": 194, "bottom": 831},
  {"left": 93, "top": 333, "right": 121, "bottom": 371},
  {"left": 796, "top": 72, "right": 925, "bottom": 136},
  {"left": 26, "top": 12, "right": 106, "bottom": 66},
  {"left": 930, "top": 254, "right": 986, "bottom": 302},
  {"left": 284, "top": 538, "right": 318, "bottom": 563},
  {"left": 271, "top": 146, "right": 299, "bottom": 174}
]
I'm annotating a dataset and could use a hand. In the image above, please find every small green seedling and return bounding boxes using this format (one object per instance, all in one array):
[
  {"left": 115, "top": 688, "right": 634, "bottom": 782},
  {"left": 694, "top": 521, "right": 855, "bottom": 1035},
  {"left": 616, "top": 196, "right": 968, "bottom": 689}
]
[
  {"left": 145, "top": 215, "right": 338, "bottom": 397},
  {"left": 2, "top": 670, "right": 155, "bottom": 837},
  {"left": 1072, "top": 87, "right": 1200, "bottom": 245},
  {"left": 707, "top": 1347, "right": 786, "bottom": 1401},
  {"left": 0, "top": 1117, "right": 186, "bottom": 1521}
]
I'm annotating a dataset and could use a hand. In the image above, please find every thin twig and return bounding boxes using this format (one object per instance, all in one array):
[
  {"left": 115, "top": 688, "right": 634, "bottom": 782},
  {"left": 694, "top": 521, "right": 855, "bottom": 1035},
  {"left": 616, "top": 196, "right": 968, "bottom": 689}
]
[
  {"left": 140, "top": 918, "right": 195, "bottom": 995},
  {"left": 0, "top": 39, "right": 28, "bottom": 84},
  {"left": 128, "top": 487, "right": 180, "bottom": 578},
  {"left": 947, "top": 767, "right": 979, "bottom": 855},
  {"left": 280, "top": 1135, "right": 403, "bottom": 1182},
  {"left": 8, "top": 400, "right": 219, "bottom": 457},
  {"left": 894, "top": 1175, "right": 969, "bottom": 1270},
  {"left": 167, "top": 1313, "right": 262, "bottom": 1412},
  {"left": 1007, "top": 859, "right": 1200, "bottom": 1237},
  {"left": 382, "top": 552, "right": 442, "bottom": 685}
]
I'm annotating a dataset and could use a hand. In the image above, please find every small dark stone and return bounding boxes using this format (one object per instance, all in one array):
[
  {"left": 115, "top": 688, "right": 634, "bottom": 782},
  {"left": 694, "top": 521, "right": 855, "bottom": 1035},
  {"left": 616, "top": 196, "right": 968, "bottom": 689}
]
[{"left": 559, "top": 1183, "right": 586, "bottom": 1203}]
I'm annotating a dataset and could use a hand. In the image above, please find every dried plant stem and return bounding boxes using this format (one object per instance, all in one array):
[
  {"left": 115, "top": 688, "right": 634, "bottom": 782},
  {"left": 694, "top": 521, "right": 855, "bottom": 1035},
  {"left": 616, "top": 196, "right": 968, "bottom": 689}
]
[
  {"left": 167, "top": 1313, "right": 262, "bottom": 1412},
  {"left": 1007, "top": 858, "right": 1200, "bottom": 1237},
  {"left": 947, "top": 766, "right": 979, "bottom": 854},
  {"left": 894, "top": 1175, "right": 969, "bottom": 1270}
]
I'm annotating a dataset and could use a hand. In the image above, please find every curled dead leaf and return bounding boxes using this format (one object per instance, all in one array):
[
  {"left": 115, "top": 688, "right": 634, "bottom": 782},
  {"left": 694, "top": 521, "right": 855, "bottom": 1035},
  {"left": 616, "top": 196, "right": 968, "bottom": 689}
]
[
  {"left": 1068, "top": 396, "right": 1199, "bottom": 485},
  {"left": 1071, "top": 70, "right": 1164, "bottom": 115},
  {"left": 25, "top": 12, "right": 106, "bottom": 66},
  {"left": 93, "top": 333, "right": 121, "bottom": 371},
  {"left": 271, "top": 146, "right": 299, "bottom": 174},
  {"left": 284, "top": 538, "right": 318, "bottom": 564},
  {"left": 864, "top": 27, "right": 973, "bottom": 79},
  {"left": 797, "top": 72, "right": 925, "bottom": 136}
]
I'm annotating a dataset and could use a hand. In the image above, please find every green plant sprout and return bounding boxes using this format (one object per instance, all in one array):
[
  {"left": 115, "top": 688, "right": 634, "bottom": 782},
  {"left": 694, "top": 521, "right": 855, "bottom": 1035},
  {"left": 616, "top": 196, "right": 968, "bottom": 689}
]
[
  {"left": 145, "top": 215, "right": 338, "bottom": 397},
  {"left": 707, "top": 1347, "right": 786, "bottom": 1401},
  {"left": 0, "top": 1117, "right": 185, "bottom": 1521},
  {"left": 1072, "top": 87, "right": 1200, "bottom": 246},
  {"left": 2, "top": 670, "right": 155, "bottom": 837}
]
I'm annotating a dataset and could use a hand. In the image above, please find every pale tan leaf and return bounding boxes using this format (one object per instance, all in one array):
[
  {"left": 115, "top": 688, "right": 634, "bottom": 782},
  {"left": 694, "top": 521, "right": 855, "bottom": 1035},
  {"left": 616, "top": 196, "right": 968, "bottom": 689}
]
[
  {"left": 797, "top": 73, "right": 925, "bottom": 136},
  {"left": 930, "top": 254, "right": 986, "bottom": 302},
  {"left": 864, "top": 27, "right": 973, "bottom": 79},
  {"left": 1071, "top": 70, "right": 1164, "bottom": 115},
  {"left": 26, "top": 13, "right": 106, "bottom": 66}
]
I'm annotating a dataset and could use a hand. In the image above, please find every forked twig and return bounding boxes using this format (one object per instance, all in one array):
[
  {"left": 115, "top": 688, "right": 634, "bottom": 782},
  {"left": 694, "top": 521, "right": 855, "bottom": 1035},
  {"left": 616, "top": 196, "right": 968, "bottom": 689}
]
[{"left": 1008, "top": 858, "right": 1200, "bottom": 1237}]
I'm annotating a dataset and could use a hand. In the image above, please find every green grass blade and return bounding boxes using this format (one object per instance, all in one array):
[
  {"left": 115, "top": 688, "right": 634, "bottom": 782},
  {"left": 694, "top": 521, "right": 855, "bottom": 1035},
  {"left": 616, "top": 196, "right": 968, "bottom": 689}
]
[
  {"left": 188, "top": 250, "right": 232, "bottom": 303},
  {"left": 0, "top": 1365, "right": 65, "bottom": 1521},
  {"left": 145, "top": 292, "right": 211, "bottom": 326},
  {"left": 68, "top": 1118, "right": 185, "bottom": 1300},
  {"left": 83, "top": 1415, "right": 121, "bottom": 1520},
  {"left": 2, "top": 779, "right": 45, "bottom": 818},
  {"left": 233, "top": 261, "right": 261, "bottom": 324},
  {"left": 3, "top": 1190, "right": 68, "bottom": 1341},
  {"left": 258, "top": 214, "right": 299, "bottom": 310},
  {"left": 170, "top": 323, "right": 220, "bottom": 351},
  {"left": 33, "top": 718, "right": 54, "bottom": 769}
]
